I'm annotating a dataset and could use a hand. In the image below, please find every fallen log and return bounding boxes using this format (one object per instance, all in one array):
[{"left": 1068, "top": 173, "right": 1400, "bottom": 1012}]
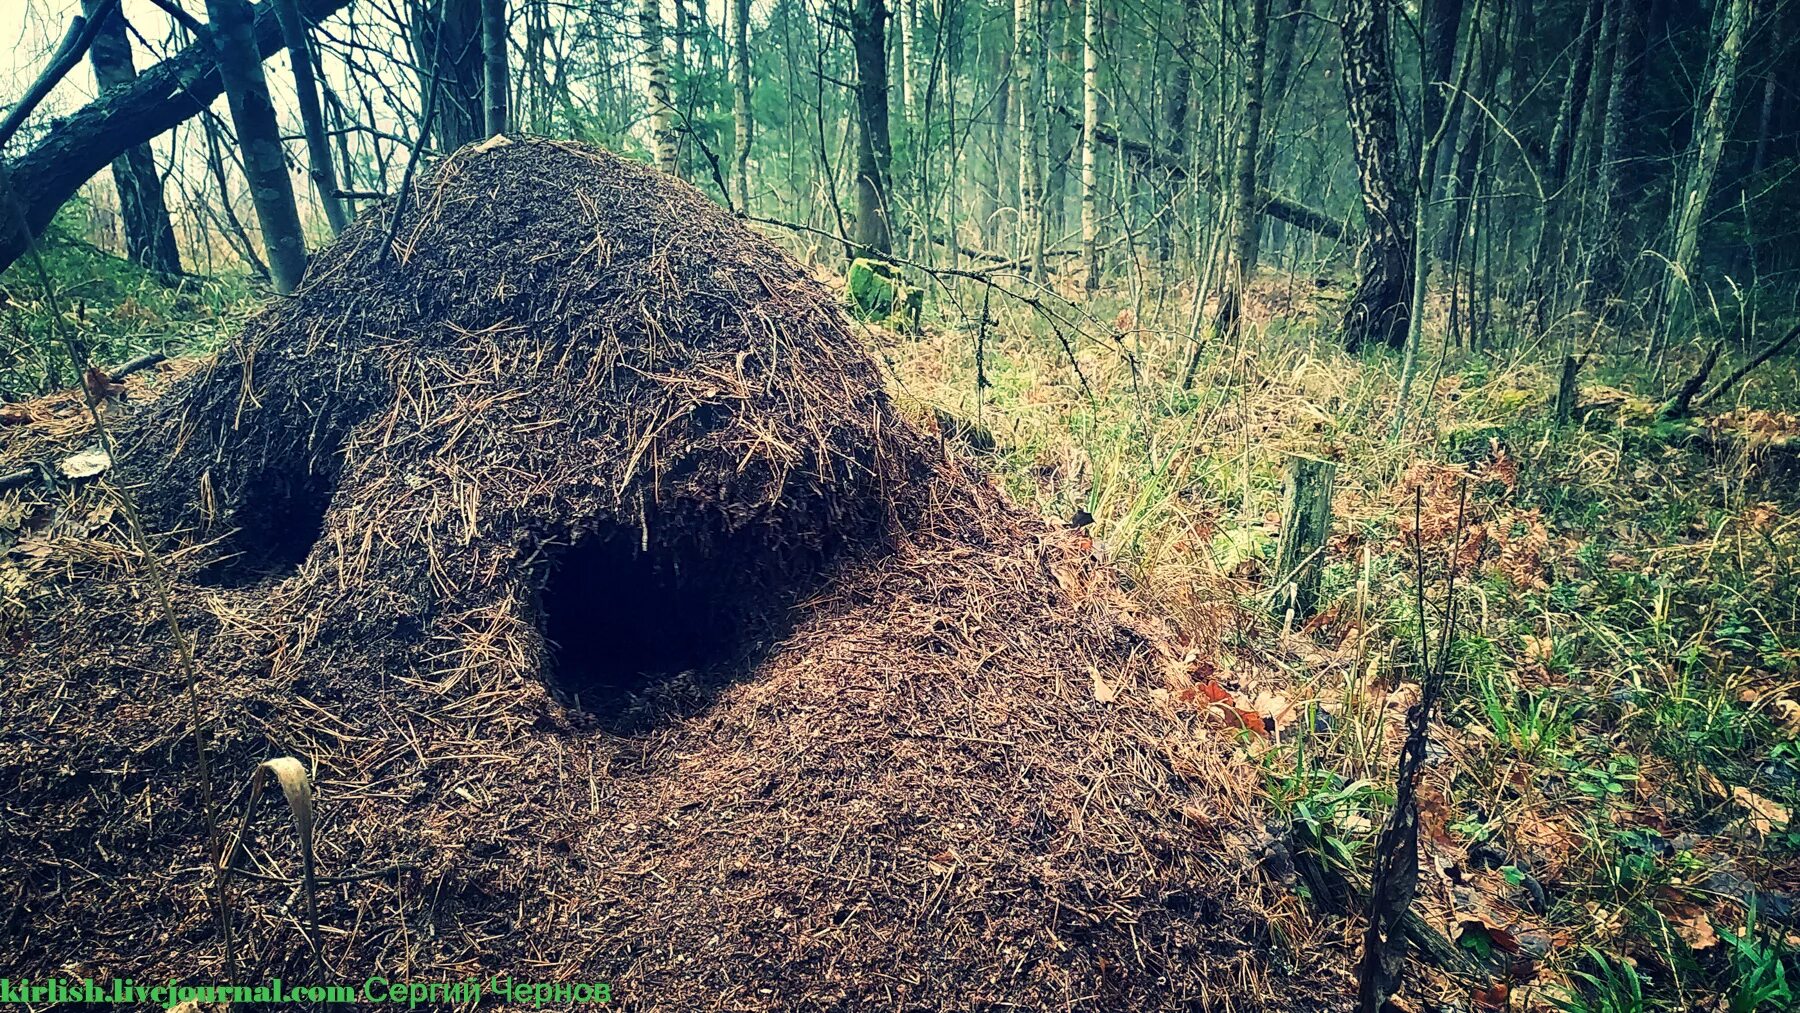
[{"left": 0, "top": 0, "right": 352, "bottom": 274}]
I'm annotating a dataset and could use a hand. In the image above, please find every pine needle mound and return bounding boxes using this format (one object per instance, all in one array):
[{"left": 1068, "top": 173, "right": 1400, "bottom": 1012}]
[{"left": 0, "top": 139, "right": 1342, "bottom": 1010}]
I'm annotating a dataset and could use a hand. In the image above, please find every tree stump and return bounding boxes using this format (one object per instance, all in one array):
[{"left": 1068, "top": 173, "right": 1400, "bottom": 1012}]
[
  {"left": 1553, "top": 353, "right": 1586, "bottom": 428},
  {"left": 1273, "top": 454, "right": 1336, "bottom": 622}
]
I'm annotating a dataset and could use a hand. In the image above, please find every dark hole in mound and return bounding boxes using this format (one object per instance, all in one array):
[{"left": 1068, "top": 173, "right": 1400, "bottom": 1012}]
[
  {"left": 190, "top": 468, "right": 334, "bottom": 587},
  {"left": 540, "top": 532, "right": 793, "bottom": 732}
]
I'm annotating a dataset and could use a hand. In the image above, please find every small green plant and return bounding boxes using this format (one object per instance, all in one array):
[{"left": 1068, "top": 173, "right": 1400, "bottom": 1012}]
[
  {"left": 1550, "top": 946, "right": 1647, "bottom": 1013},
  {"left": 1571, "top": 754, "right": 1640, "bottom": 802},
  {"left": 1718, "top": 906, "right": 1796, "bottom": 1013}
]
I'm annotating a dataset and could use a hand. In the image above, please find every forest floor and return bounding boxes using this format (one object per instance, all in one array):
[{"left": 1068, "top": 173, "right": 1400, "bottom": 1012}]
[
  {"left": 872, "top": 266, "right": 1800, "bottom": 1011},
  {"left": 4, "top": 222, "right": 1798, "bottom": 1009}
]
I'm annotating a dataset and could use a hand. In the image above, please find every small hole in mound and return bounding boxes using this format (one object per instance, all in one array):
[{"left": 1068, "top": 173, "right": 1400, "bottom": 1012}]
[
  {"left": 540, "top": 532, "right": 785, "bottom": 731},
  {"left": 191, "top": 468, "right": 334, "bottom": 587}
]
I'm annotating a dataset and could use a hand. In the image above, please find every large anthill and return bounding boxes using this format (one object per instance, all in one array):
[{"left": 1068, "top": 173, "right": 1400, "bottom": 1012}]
[{"left": 0, "top": 139, "right": 1344, "bottom": 1010}]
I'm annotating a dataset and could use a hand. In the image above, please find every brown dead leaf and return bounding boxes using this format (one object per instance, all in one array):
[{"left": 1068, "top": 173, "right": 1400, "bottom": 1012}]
[
  {"left": 81, "top": 366, "right": 126, "bottom": 403},
  {"left": 1772, "top": 698, "right": 1800, "bottom": 735},
  {"left": 1386, "top": 682, "right": 1422, "bottom": 712},
  {"left": 1667, "top": 903, "right": 1719, "bottom": 951},
  {"left": 1089, "top": 667, "right": 1117, "bottom": 704},
  {"left": 1521, "top": 635, "right": 1555, "bottom": 666},
  {"left": 1470, "top": 983, "right": 1509, "bottom": 1011},
  {"left": 1732, "top": 786, "right": 1792, "bottom": 835},
  {"left": 1249, "top": 690, "right": 1301, "bottom": 735}
]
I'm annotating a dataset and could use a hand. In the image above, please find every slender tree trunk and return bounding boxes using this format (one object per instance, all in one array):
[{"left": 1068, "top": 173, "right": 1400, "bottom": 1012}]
[
  {"left": 1660, "top": 0, "right": 1752, "bottom": 340},
  {"left": 1593, "top": 0, "right": 1642, "bottom": 296},
  {"left": 79, "top": 0, "right": 183, "bottom": 273},
  {"left": 205, "top": 0, "right": 308, "bottom": 293},
  {"left": 989, "top": 39, "right": 1012, "bottom": 249},
  {"left": 1158, "top": 0, "right": 1196, "bottom": 263},
  {"left": 1217, "top": 0, "right": 1271, "bottom": 334},
  {"left": 898, "top": 0, "right": 916, "bottom": 125},
  {"left": 1418, "top": 0, "right": 1464, "bottom": 201},
  {"left": 1338, "top": 0, "right": 1413, "bottom": 352},
  {"left": 731, "top": 0, "right": 752, "bottom": 211},
  {"left": 639, "top": 0, "right": 679, "bottom": 176},
  {"left": 851, "top": 0, "right": 894, "bottom": 255},
  {"left": 199, "top": 111, "right": 269, "bottom": 281},
  {"left": 1532, "top": 0, "right": 1602, "bottom": 329},
  {"left": 1416, "top": 0, "right": 1464, "bottom": 264},
  {"left": 482, "top": 0, "right": 509, "bottom": 135},
  {"left": 271, "top": 0, "right": 347, "bottom": 234},
  {"left": 1749, "top": 4, "right": 1786, "bottom": 176},
  {"left": 1436, "top": 0, "right": 1496, "bottom": 263},
  {"left": 412, "top": 0, "right": 486, "bottom": 150},
  {"left": 1016, "top": 0, "right": 1045, "bottom": 278},
  {"left": 1080, "top": 0, "right": 1099, "bottom": 292}
]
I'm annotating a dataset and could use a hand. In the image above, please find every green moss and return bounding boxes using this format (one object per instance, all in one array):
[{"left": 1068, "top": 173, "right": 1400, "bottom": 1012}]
[{"left": 845, "top": 257, "right": 922, "bottom": 332}]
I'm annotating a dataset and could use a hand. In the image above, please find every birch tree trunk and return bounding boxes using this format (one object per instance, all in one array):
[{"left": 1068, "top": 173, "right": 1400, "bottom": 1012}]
[
  {"left": 1218, "top": 0, "right": 1271, "bottom": 334},
  {"left": 271, "top": 0, "right": 347, "bottom": 234},
  {"left": 79, "top": 0, "right": 183, "bottom": 273},
  {"left": 1157, "top": 0, "right": 1195, "bottom": 263},
  {"left": 639, "top": 0, "right": 679, "bottom": 176},
  {"left": 205, "top": 0, "right": 308, "bottom": 294},
  {"left": 1660, "top": 0, "right": 1753, "bottom": 339},
  {"left": 1080, "top": 0, "right": 1098, "bottom": 292},
  {"left": 898, "top": 0, "right": 916, "bottom": 125},
  {"left": 1338, "top": 0, "right": 1413, "bottom": 352},
  {"left": 731, "top": 0, "right": 752, "bottom": 211},
  {"left": 482, "top": 0, "right": 509, "bottom": 136},
  {"left": 1016, "top": 0, "right": 1045, "bottom": 279}
]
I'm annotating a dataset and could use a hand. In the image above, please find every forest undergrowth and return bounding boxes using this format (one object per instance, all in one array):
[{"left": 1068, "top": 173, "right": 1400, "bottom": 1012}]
[
  {"left": 876, "top": 268, "right": 1800, "bottom": 1011},
  {"left": 4, "top": 225, "right": 1797, "bottom": 1010}
]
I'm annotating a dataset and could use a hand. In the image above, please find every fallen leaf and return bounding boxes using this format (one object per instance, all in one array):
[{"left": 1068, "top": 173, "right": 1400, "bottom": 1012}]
[
  {"left": 1249, "top": 690, "right": 1301, "bottom": 734},
  {"left": 1089, "top": 667, "right": 1117, "bottom": 703},
  {"left": 1732, "top": 786, "right": 1792, "bottom": 835},
  {"left": 81, "top": 366, "right": 126, "bottom": 402},
  {"left": 1386, "top": 682, "right": 1422, "bottom": 712},
  {"left": 57, "top": 448, "right": 111, "bottom": 480},
  {"left": 1773, "top": 698, "right": 1800, "bottom": 735},
  {"left": 1521, "top": 634, "right": 1555, "bottom": 666},
  {"left": 1470, "top": 982, "right": 1509, "bottom": 1010},
  {"left": 1667, "top": 903, "right": 1719, "bottom": 951}
]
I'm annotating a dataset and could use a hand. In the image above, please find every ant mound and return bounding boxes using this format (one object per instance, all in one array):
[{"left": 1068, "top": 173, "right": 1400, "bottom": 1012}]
[{"left": 0, "top": 139, "right": 1343, "bottom": 1010}]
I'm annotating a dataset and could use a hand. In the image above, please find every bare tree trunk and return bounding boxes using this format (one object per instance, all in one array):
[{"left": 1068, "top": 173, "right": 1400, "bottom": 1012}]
[
  {"left": 205, "top": 0, "right": 308, "bottom": 293},
  {"left": 1659, "top": 0, "right": 1752, "bottom": 343},
  {"left": 639, "top": 0, "right": 679, "bottom": 176},
  {"left": 851, "top": 0, "right": 894, "bottom": 255},
  {"left": 1016, "top": 0, "right": 1045, "bottom": 279},
  {"left": 482, "top": 0, "right": 509, "bottom": 135},
  {"left": 271, "top": 0, "right": 348, "bottom": 234},
  {"left": 412, "top": 0, "right": 486, "bottom": 150},
  {"left": 898, "top": 0, "right": 916, "bottom": 125},
  {"left": 731, "top": 0, "right": 752, "bottom": 211},
  {"left": 1338, "top": 0, "right": 1413, "bottom": 352},
  {"left": 1217, "top": 0, "right": 1271, "bottom": 334},
  {"left": 1417, "top": 0, "right": 1465, "bottom": 206},
  {"left": 987, "top": 38, "right": 1012, "bottom": 249},
  {"left": 1436, "top": 0, "right": 1495, "bottom": 263},
  {"left": 79, "top": 0, "right": 183, "bottom": 273},
  {"left": 199, "top": 110, "right": 270, "bottom": 280},
  {"left": 1157, "top": 0, "right": 1195, "bottom": 263},
  {"left": 1080, "top": 0, "right": 1098, "bottom": 292},
  {"left": 1532, "top": 0, "right": 1602, "bottom": 329}
]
